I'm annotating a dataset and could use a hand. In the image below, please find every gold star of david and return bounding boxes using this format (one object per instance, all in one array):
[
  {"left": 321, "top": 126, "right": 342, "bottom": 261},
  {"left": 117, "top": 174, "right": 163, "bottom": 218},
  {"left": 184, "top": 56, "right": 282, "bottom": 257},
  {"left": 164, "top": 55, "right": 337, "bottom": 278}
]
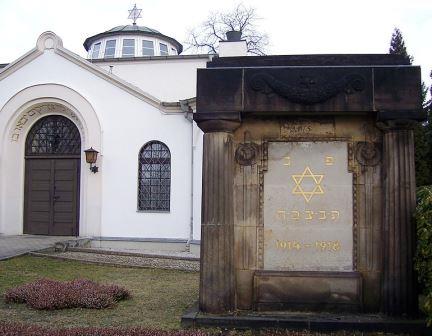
[{"left": 291, "top": 166, "right": 324, "bottom": 203}]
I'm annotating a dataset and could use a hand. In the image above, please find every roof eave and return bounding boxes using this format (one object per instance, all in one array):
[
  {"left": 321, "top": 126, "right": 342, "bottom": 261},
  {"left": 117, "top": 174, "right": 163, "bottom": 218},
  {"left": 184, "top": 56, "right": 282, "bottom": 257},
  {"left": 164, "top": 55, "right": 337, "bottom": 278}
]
[
  {"left": 1, "top": 31, "right": 184, "bottom": 115},
  {"left": 83, "top": 30, "right": 183, "bottom": 54}
]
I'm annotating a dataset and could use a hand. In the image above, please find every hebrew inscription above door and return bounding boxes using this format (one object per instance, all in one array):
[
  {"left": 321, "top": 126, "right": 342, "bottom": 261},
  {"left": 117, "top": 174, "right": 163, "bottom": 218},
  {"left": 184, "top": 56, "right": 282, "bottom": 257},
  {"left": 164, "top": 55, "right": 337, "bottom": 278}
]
[{"left": 263, "top": 141, "right": 353, "bottom": 271}]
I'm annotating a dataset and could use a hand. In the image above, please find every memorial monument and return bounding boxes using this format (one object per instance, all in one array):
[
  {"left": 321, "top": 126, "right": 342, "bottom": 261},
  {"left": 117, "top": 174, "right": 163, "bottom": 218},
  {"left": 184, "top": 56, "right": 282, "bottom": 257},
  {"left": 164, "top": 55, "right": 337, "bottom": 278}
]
[{"left": 193, "top": 54, "right": 424, "bottom": 321}]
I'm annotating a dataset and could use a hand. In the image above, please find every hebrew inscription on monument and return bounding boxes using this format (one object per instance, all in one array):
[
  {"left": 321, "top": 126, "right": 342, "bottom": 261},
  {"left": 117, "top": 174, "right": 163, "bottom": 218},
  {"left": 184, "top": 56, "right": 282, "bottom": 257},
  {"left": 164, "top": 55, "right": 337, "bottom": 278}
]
[{"left": 264, "top": 141, "right": 353, "bottom": 271}]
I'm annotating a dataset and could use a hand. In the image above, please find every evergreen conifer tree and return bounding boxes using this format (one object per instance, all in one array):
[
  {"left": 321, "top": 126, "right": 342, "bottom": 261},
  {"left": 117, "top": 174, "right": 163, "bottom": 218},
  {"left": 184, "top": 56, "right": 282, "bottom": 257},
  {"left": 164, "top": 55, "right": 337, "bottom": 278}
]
[
  {"left": 389, "top": 28, "right": 431, "bottom": 185},
  {"left": 389, "top": 28, "right": 414, "bottom": 64}
]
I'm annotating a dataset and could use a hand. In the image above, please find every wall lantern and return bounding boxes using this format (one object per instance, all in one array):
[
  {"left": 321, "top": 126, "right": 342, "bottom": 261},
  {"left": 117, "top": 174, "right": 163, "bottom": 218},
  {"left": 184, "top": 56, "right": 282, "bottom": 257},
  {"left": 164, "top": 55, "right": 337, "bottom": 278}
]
[{"left": 84, "top": 147, "right": 99, "bottom": 173}]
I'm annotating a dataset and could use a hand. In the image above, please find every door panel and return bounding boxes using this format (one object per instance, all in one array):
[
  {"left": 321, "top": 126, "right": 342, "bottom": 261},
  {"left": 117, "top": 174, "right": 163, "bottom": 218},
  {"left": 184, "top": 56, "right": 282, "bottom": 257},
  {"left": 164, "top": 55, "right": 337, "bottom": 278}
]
[
  {"left": 24, "top": 160, "right": 51, "bottom": 234},
  {"left": 52, "top": 159, "right": 79, "bottom": 236},
  {"left": 30, "top": 180, "right": 51, "bottom": 190},
  {"left": 24, "top": 158, "right": 80, "bottom": 236}
]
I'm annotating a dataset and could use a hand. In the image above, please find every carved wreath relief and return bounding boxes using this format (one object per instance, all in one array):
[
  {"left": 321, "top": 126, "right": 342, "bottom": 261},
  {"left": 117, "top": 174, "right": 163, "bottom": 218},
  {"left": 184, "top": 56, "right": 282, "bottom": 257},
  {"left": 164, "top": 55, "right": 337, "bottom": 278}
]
[
  {"left": 235, "top": 142, "right": 259, "bottom": 166},
  {"left": 355, "top": 142, "right": 381, "bottom": 166},
  {"left": 249, "top": 72, "right": 365, "bottom": 105}
]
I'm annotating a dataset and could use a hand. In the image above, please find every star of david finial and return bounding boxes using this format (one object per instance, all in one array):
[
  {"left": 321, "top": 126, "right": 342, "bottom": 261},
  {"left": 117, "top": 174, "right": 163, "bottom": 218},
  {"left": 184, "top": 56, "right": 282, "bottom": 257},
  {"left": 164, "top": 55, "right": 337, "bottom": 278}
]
[
  {"left": 291, "top": 166, "right": 324, "bottom": 203},
  {"left": 128, "top": 4, "right": 142, "bottom": 25}
]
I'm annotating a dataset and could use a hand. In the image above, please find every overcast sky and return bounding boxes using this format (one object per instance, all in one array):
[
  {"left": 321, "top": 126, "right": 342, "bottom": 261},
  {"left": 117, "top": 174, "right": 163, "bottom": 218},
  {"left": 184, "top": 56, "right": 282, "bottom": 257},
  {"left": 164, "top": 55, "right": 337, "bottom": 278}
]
[{"left": 1, "top": 0, "right": 431, "bottom": 88}]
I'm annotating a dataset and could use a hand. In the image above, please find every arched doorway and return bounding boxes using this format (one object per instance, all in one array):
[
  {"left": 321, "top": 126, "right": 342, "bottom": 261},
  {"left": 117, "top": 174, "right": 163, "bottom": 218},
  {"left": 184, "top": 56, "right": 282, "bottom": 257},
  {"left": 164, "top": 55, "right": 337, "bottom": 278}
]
[{"left": 23, "top": 115, "right": 81, "bottom": 236}]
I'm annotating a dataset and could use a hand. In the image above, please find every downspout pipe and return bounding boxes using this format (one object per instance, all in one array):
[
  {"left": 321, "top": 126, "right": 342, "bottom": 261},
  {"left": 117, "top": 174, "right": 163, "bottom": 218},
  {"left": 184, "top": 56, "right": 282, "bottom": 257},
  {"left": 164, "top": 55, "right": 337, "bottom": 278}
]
[{"left": 180, "top": 100, "right": 194, "bottom": 252}]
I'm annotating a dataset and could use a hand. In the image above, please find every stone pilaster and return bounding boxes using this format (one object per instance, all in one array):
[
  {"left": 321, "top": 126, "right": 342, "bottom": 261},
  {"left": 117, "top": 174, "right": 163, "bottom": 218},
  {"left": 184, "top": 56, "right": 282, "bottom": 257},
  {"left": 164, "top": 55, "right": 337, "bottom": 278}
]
[
  {"left": 380, "top": 120, "right": 418, "bottom": 316},
  {"left": 199, "top": 121, "right": 240, "bottom": 313}
]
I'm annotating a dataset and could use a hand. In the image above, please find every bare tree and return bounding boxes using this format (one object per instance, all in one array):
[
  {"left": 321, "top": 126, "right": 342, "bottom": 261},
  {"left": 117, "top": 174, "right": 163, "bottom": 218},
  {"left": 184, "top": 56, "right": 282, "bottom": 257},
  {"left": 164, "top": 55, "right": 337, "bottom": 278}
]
[{"left": 185, "top": 4, "right": 269, "bottom": 55}]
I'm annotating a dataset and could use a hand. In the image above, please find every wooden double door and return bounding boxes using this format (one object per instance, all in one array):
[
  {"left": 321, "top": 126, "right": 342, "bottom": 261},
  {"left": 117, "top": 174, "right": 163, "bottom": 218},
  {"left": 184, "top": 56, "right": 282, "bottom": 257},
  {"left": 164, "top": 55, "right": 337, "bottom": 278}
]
[
  {"left": 23, "top": 114, "right": 82, "bottom": 236},
  {"left": 24, "top": 158, "right": 80, "bottom": 236}
]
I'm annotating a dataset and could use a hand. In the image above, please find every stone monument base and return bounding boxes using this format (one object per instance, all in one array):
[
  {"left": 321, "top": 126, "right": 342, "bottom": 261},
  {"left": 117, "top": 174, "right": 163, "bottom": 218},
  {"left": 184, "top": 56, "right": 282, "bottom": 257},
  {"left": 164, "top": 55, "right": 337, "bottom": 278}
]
[
  {"left": 181, "top": 305, "right": 428, "bottom": 335},
  {"left": 254, "top": 271, "right": 362, "bottom": 312}
]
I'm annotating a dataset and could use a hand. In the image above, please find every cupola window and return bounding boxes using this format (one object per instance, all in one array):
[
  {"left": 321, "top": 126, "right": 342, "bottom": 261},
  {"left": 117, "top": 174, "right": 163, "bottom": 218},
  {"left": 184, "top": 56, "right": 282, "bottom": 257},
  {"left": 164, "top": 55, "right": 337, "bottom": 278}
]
[
  {"left": 104, "top": 40, "right": 116, "bottom": 58},
  {"left": 91, "top": 42, "right": 101, "bottom": 59},
  {"left": 142, "top": 40, "right": 154, "bottom": 56},
  {"left": 159, "top": 43, "right": 168, "bottom": 56},
  {"left": 122, "top": 39, "right": 135, "bottom": 57}
]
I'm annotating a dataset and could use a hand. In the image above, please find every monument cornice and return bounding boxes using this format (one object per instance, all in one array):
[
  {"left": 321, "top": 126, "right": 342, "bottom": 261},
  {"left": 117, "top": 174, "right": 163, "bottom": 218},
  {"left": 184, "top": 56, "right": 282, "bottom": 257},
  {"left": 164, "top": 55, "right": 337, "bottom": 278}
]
[
  {"left": 195, "top": 56, "right": 424, "bottom": 132},
  {"left": 197, "top": 119, "right": 241, "bottom": 133}
]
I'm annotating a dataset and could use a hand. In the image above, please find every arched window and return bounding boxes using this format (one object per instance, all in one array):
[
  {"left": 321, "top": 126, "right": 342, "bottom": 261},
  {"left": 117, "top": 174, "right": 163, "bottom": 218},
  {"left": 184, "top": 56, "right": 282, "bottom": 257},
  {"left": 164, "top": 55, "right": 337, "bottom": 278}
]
[
  {"left": 26, "top": 115, "right": 81, "bottom": 156},
  {"left": 138, "top": 141, "right": 171, "bottom": 211}
]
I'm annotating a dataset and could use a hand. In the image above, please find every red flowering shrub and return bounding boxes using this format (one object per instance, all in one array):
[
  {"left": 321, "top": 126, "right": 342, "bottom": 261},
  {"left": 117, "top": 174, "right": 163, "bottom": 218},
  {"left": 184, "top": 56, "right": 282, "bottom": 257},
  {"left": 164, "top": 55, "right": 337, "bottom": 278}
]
[
  {"left": 0, "top": 323, "right": 214, "bottom": 336},
  {"left": 3, "top": 278, "right": 130, "bottom": 310},
  {"left": 0, "top": 322, "right": 407, "bottom": 336}
]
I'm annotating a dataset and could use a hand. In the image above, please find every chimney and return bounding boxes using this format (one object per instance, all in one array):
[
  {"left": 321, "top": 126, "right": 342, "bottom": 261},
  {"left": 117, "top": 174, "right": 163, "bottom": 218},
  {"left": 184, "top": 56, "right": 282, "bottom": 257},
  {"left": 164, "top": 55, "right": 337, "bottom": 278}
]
[{"left": 218, "top": 30, "right": 247, "bottom": 57}]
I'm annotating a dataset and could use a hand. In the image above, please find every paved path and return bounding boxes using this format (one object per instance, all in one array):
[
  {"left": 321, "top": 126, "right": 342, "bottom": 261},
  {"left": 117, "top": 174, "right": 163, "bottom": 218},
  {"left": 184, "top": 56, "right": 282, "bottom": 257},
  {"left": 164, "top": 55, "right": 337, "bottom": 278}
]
[{"left": 0, "top": 235, "right": 76, "bottom": 260}]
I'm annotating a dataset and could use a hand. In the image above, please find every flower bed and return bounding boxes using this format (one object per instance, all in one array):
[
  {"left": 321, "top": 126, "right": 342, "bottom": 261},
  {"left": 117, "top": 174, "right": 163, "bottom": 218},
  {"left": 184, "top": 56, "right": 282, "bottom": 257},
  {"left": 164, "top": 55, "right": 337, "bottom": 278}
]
[
  {"left": 3, "top": 278, "right": 130, "bottom": 310},
  {"left": 0, "top": 322, "right": 213, "bottom": 336},
  {"left": 0, "top": 322, "right": 406, "bottom": 336}
]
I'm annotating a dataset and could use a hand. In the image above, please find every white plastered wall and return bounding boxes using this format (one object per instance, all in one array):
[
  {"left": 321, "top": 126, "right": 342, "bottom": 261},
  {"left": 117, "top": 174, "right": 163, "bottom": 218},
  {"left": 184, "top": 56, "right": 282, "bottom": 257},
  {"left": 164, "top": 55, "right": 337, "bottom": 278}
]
[
  {"left": 192, "top": 122, "right": 203, "bottom": 241},
  {"left": 96, "top": 57, "right": 209, "bottom": 101},
  {"left": 0, "top": 33, "right": 199, "bottom": 241}
]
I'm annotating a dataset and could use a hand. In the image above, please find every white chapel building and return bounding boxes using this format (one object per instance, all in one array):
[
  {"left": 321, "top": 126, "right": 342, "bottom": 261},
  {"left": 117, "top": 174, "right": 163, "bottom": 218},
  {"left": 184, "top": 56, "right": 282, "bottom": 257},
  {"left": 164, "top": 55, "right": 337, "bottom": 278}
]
[{"left": 0, "top": 11, "right": 246, "bottom": 251}]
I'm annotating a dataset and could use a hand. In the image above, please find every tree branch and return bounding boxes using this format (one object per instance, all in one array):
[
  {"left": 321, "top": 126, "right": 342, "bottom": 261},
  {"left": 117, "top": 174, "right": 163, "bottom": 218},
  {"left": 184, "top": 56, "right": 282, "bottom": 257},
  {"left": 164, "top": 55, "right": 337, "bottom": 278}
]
[{"left": 184, "top": 3, "right": 268, "bottom": 55}]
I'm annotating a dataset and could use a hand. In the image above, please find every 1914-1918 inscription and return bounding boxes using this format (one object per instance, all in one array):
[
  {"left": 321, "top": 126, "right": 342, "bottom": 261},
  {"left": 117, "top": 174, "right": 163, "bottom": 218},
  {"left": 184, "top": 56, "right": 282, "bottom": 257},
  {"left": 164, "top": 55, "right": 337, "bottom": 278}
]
[{"left": 263, "top": 141, "right": 353, "bottom": 271}]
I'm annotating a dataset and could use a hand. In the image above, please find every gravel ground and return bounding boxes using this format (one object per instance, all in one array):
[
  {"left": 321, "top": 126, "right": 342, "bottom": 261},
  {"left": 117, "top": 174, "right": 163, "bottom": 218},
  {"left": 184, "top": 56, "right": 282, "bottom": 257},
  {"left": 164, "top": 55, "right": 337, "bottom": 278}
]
[
  {"left": 31, "top": 251, "right": 200, "bottom": 272},
  {"left": 86, "top": 247, "right": 199, "bottom": 259}
]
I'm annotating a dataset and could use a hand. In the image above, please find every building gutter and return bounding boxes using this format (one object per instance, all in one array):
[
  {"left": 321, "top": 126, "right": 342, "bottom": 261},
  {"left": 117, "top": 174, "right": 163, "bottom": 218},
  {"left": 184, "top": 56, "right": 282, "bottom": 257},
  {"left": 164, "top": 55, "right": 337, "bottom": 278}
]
[{"left": 180, "top": 99, "right": 195, "bottom": 251}]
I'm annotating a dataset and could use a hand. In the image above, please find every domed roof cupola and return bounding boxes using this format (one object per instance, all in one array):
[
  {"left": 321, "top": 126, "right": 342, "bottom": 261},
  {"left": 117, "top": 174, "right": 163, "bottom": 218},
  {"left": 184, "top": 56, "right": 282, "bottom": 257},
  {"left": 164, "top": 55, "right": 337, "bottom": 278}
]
[{"left": 84, "top": 4, "right": 183, "bottom": 59}]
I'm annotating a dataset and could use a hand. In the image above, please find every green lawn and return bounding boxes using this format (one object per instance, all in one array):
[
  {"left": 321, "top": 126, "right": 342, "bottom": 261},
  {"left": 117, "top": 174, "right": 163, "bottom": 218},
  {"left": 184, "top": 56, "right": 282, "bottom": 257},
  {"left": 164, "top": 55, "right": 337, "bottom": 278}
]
[
  {"left": 0, "top": 256, "right": 416, "bottom": 335},
  {"left": 0, "top": 256, "right": 199, "bottom": 329}
]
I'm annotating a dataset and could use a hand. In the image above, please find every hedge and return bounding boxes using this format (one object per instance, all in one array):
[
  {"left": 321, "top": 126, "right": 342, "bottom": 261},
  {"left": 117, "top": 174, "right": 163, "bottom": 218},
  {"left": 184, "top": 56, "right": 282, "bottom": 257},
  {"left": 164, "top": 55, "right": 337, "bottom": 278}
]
[{"left": 414, "top": 186, "right": 432, "bottom": 325}]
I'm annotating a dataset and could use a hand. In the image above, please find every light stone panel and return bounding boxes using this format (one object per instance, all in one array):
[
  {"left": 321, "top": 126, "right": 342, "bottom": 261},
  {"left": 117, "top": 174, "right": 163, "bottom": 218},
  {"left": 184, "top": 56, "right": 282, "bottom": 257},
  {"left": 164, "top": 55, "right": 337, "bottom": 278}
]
[{"left": 263, "top": 141, "right": 353, "bottom": 271}]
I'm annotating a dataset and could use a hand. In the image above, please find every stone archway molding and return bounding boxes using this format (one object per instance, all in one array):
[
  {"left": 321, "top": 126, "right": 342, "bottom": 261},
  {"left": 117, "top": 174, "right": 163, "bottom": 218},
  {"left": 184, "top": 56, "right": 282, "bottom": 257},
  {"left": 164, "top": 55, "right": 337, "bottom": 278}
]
[{"left": 0, "top": 83, "right": 102, "bottom": 237}]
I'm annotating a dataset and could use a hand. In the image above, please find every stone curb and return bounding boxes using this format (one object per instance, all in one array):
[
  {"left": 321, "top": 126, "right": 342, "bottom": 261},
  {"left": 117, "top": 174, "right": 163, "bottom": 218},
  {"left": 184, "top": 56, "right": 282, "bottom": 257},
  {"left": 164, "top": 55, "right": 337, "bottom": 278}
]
[{"left": 0, "top": 252, "right": 29, "bottom": 261}]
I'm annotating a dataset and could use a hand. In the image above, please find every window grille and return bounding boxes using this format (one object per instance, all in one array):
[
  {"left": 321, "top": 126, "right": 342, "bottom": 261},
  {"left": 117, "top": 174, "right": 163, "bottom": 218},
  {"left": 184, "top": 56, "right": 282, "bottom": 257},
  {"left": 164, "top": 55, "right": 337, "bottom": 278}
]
[
  {"left": 138, "top": 141, "right": 171, "bottom": 211},
  {"left": 25, "top": 115, "right": 81, "bottom": 156}
]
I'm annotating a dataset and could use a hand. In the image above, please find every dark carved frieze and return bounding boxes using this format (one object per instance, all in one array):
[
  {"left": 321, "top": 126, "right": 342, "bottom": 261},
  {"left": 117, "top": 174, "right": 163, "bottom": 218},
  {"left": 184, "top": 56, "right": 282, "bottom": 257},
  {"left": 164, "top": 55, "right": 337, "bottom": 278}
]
[
  {"left": 376, "top": 120, "right": 418, "bottom": 131},
  {"left": 355, "top": 142, "right": 381, "bottom": 166},
  {"left": 235, "top": 142, "right": 259, "bottom": 166},
  {"left": 249, "top": 72, "right": 365, "bottom": 105}
]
